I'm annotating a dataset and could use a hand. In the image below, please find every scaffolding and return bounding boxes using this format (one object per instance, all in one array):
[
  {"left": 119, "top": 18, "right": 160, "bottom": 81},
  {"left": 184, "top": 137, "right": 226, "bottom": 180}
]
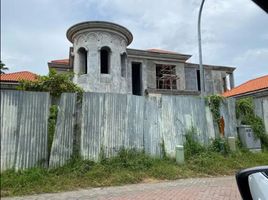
[{"left": 156, "top": 64, "right": 179, "bottom": 90}]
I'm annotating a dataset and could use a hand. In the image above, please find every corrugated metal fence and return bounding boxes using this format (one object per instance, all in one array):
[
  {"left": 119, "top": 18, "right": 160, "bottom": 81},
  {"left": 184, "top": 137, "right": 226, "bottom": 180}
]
[
  {"left": 49, "top": 93, "right": 77, "bottom": 168},
  {"left": 1, "top": 91, "right": 50, "bottom": 171},
  {"left": 81, "top": 93, "right": 237, "bottom": 160},
  {"left": 1, "top": 90, "right": 239, "bottom": 171},
  {"left": 254, "top": 97, "right": 268, "bottom": 133}
]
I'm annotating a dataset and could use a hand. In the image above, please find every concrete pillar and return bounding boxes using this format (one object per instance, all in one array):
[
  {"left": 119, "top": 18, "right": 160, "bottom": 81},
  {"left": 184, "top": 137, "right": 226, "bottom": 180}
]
[
  {"left": 229, "top": 73, "right": 235, "bottom": 89},
  {"left": 176, "top": 145, "right": 184, "bottom": 164},
  {"left": 227, "top": 137, "right": 236, "bottom": 152}
]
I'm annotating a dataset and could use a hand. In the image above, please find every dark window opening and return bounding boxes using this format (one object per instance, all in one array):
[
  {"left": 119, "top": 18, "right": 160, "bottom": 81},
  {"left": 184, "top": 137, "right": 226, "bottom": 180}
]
[
  {"left": 78, "top": 47, "right": 87, "bottom": 74},
  {"left": 100, "top": 47, "right": 110, "bottom": 74},
  {"left": 132, "top": 63, "right": 142, "bottom": 96},
  {"left": 196, "top": 70, "right": 201, "bottom": 91},
  {"left": 121, "top": 53, "right": 127, "bottom": 77},
  {"left": 223, "top": 77, "right": 227, "bottom": 92},
  {"left": 156, "top": 64, "right": 177, "bottom": 90}
]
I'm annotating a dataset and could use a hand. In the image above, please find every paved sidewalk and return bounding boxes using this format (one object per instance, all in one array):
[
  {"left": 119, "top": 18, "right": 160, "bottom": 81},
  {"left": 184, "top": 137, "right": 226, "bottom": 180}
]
[{"left": 3, "top": 176, "right": 241, "bottom": 200}]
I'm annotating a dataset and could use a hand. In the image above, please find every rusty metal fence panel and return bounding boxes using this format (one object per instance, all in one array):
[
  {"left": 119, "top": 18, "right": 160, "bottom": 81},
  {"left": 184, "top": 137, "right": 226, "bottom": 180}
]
[{"left": 49, "top": 93, "right": 77, "bottom": 168}]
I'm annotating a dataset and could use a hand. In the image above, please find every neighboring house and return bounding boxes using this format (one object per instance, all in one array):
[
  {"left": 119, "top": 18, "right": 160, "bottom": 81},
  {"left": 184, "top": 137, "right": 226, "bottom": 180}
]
[
  {"left": 48, "top": 59, "right": 72, "bottom": 74},
  {"left": 48, "top": 21, "right": 236, "bottom": 96},
  {"left": 0, "top": 71, "right": 37, "bottom": 90},
  {"left": 222, "top": 75, "right": 268, "bottom": 99},
  {"left": 223, "top": 75, "right": 268, "bottom": 134}
]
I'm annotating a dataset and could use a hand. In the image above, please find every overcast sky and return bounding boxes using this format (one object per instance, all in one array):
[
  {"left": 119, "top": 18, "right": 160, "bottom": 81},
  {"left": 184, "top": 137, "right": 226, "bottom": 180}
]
[{"left": 1, "top": 0, "right": 268, "bottom": 85}]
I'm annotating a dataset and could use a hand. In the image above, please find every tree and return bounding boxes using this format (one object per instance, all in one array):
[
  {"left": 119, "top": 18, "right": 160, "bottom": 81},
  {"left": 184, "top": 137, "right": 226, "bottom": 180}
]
[
  {"left": 0, "top": 61, "right": 9, "bottom": 74},
  {"left": 17, "top": 69, "right": 83, "bottom": 97}
]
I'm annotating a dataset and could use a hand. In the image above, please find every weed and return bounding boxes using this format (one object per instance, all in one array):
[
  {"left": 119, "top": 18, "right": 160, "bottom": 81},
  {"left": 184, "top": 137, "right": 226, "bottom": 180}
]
[
  {"left": 47, "top": 105, "right": 58, "bottom": 159},
  {"left": 208, "top": 137, "right": 230, "bottom": 155},
  {"left": 1, "top": 148, "right": 268, "bottom": 197},
  {"left": 184, "top": 127, "right": 207, "bottom": 158},
  {"left": 160, "top": 139, "right": 167, "bottom": 159}
]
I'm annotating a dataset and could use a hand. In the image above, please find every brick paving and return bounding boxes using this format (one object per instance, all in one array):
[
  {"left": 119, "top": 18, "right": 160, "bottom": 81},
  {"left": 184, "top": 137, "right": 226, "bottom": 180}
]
[{"left": 3, "top": 176, "right": 241, "bottom": 200}]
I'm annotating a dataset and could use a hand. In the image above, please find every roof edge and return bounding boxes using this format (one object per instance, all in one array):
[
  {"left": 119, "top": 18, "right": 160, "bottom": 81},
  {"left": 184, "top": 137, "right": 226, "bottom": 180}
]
[{"left": 66, "top": 21, "right": 133, "bottom": 45}]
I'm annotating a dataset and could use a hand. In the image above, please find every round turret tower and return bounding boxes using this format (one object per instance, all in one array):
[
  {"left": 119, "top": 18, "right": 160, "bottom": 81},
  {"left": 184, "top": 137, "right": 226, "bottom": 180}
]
[{"left": 67, "top": 21, "right": 133, "bottom": 93}]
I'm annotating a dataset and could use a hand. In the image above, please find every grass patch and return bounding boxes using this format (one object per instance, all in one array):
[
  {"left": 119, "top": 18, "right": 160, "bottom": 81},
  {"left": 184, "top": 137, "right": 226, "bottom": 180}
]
[{"left": 1, "top": 149, "right": 268, "bottom": 197}]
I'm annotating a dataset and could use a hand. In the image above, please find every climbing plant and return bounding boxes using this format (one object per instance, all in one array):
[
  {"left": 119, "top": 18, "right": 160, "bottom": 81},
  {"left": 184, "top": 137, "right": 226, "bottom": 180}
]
[
  {"left": 206, "top": 95, "right": 224, "bottom": 128},
  {"left": 236, "top": 97, "right": 268, "bottom": 148},
  {"left": 47, "top": 105, "right": 58, "bottom": 159}
]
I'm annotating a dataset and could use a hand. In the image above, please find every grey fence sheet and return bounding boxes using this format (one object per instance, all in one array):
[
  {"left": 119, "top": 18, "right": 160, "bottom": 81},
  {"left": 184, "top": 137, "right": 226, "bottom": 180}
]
[
  {"left": 81, "top": 93, "right": 236, "bottom": 160},
  {"left": 1, "top": 90, "right": 50, "bottom": 172},
  {"left": 263, "top": 99, "right": 268, "bottom": 133},
  {"left": 49, "top": 93, "right": 77, "bottom": 168},
  {"left": 103, "top": 94, "right": 128, "bottom": 157},
  {"left": 81, "top": 93, "right": 104, "bottom": 161},
  {"left": 1, "top": 91, "right": 241, "bottom": 171},
  {"left": 143, "top": 96, "right": 162, "bottom": 156},
  {"left": 220, "top": 98, "right": 237, "bottom": 137},
  {"left": 126, "top": 95, "right": 144, "bottom": 149},
  {"left": 255, "top": 97, "right": 268, "bottom": 133},
  {"left": 1, "top": 91, "right": 21, "bottom": 172}
]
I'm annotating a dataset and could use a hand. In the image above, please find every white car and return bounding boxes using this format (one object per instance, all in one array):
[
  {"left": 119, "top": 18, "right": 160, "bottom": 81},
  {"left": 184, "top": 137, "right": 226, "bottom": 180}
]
[
  {"left": 249, "top": 171, "right": 268, "bottom": 199},
  {"left": 236, "top": 166, "right": 268, "bottom": 200}
]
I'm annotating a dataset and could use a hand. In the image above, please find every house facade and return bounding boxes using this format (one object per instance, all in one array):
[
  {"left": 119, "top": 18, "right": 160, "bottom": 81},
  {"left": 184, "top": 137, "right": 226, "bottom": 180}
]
[{"left": 48, "top": 21, "right": 235, "bottom": 96}]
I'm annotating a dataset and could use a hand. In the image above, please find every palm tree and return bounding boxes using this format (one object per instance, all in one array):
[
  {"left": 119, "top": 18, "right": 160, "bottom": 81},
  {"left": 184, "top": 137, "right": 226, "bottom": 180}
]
[{"left": 0, "top": 61, "right": 9, "bottom": 74}]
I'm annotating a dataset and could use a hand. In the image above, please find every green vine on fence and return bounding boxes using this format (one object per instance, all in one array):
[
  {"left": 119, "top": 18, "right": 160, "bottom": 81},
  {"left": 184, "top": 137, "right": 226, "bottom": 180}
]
[
  {"left": 206, "top": 95, "right": 224, "bottom": 126},
  {"left": 48, "top": 105, "right": 58, "bottom": 159},
  {"left": 236, "top": 97, "right": 268, "bottom": 148}
]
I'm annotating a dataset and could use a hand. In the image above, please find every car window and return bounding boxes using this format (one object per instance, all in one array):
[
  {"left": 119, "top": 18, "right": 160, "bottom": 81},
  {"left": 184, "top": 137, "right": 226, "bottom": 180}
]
[{"left": 263, "top": 171, "right": 268, "bottom": 178}]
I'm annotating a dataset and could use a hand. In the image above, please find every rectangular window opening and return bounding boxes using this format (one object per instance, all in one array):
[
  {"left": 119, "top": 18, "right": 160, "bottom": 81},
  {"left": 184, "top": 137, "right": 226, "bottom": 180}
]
[
  {"left": 101, "top": 49, "right": 109, "bottom": 74},
  {"left": 132, "top": 62, "right": 142, "bottom": 96},
  {"left": 121, "top": 53, "right": 127, "bottom": 77},
  {"left": 156, "top": 64, "right": 177, "bottom": 90},
  {"left": 196, "top": 69, "right": 201, "bottom": 91}
]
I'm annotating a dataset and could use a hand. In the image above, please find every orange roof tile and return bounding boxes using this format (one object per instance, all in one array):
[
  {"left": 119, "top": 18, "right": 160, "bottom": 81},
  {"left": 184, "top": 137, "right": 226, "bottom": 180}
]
[
  {"left": 222, "top": 74, "right": 268, "bottom": 97},
  {"left": 0, "top": 71, "right": 38, "bottom": 82},
  {"left": 147, "top": 48, "right": 179, "bottom": 54},
  {"left": 50, "top": 59, "right": 69, "bottom": 65}
]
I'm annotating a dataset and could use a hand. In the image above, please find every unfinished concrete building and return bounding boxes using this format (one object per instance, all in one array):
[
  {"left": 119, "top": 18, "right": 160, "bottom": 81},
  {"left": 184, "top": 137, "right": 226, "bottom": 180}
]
[{"left": 48, "top": 21, "right": 235, "bottom": 96}]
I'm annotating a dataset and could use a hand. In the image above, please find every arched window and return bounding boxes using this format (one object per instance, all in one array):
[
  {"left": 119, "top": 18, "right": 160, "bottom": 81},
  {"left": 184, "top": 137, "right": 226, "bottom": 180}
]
[
  {"left": 78, "top": 47, "right": 87, "bottom": 74},
  {"left": 100, "top": 47, "right": 110, "bottom": 74},
  {"left": 121, "top": 52, "right": 127, "bottom": 77}
]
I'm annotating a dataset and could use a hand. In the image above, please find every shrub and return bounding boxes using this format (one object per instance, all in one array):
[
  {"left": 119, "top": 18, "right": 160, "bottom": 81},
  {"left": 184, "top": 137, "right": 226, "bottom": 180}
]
[
  {"left": 17, "top": 69, "right": 83, "bottom": 97},
  {"left": 208, "top": 137, "right": 230, "bottom": 155},
  {"left": 236, "top": 97, "right": 268, "bottom": 148},
  {"left": 102, "top": 148, "right": 154, "bottom": 171},
  {"left": 184, "top": 127, "right": 207, "bottom": 158}
]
